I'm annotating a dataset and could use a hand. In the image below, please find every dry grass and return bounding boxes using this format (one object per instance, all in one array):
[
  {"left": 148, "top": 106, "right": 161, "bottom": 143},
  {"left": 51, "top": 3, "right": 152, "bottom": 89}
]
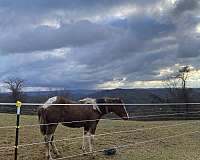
[{"left": 1, "top": 113, "right": 200, "bottom": 160}]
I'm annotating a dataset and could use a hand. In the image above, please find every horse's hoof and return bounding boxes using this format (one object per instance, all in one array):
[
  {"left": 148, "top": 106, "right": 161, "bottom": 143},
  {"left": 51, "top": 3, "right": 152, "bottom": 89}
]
[
  {"left": 54, "top": 151, "right": 62, "bottom": 157},
  {"left": 46, "top": 155, "right": 53, "bottom": 160},
  {"left": 81, "top": 146, "right": 86, "bottom": 151},
  {"left": 91, "top": 153, "right": 96, "bottom": 159},
  {"left": 81, "top": 148, "right": 86, "bottom": 154},
  {"left": 55, "top": 153, "right": 62, "bottom": 158}
]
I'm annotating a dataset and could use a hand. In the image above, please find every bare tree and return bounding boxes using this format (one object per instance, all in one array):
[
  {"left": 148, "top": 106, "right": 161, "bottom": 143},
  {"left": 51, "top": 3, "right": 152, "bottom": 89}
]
[
  {"left": 175, "top": 66, "right": 191, "bottom": 90},
  {"left": 164, "top": 76, "right": 179, "bottom": 100},
  {"left": 164, "top": 65, "right": 193, "bottom": 113},
  {"left": 4, "top": 78, "right": 25, "bottom": 102}
]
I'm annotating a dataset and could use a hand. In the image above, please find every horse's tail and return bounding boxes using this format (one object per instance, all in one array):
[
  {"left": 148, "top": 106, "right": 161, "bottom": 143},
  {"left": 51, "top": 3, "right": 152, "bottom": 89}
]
[{"left": 38, "top": 107, "right": 47, "bottom": 135}]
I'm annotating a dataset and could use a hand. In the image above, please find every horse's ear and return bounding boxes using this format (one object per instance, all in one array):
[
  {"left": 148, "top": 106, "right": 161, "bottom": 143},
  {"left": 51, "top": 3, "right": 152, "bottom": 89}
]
[
  {"left": 119, "top": 98, "right": 123, "bottom": 103},
  {"left": 113, "top": 97, "right": 122, "bottom": 103},
  {"left": 104, "top": 98, "right": 111, "bottom": 103},
  {"left": 58, "top": 96, "right": 65, "bottom": 103}
]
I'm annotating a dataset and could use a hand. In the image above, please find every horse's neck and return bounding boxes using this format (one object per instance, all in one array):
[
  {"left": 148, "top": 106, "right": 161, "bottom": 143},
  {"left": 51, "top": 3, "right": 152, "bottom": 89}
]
[{"left": 99, "top": 105, "right": 110, "bottom": 115}]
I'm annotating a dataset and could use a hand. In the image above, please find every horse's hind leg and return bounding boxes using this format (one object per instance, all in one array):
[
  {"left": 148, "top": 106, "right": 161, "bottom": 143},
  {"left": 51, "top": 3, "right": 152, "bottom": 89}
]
[
  {"left": 82, "top": 128, "right": 87, "bottom": 153},
  {"left": 50, "top": 135, "right": 61, "bottom": 157},
  {"left": 45, "top": 124, "right": 59, "bottom": 159},
  {"left": 44, "top": 134, "right": 53, "bottom": 160}
]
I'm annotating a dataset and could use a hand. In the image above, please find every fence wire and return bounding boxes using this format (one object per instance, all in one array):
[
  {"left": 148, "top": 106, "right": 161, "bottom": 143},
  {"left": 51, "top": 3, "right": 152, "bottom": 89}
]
[
  {"left": 0, "top": 110, "right": 200, "bottom": 129},
  {"left": 53, "top": 130, "right": 200, "bottom": 160},
  {"left": 0, "top": 120, "right": 199, "bottom": 151},
  {"left": 1, "top": 102, "right": 200, "bottom": 159},
  {"left": 0, "top": 102, "right": 200, "bottom": 106}
]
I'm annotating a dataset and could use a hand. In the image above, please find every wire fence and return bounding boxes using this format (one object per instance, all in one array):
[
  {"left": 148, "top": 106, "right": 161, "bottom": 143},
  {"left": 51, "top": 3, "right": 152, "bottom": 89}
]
[
  {"left": 53, "top": 130, "right": 200, "bottom": 160},
  {"left": 15, "top": 120, "right": 200, "bottom": 148},
  {"left": 0, "top": 101, "right": 200, "bottom": 127},
  {"left": 0, "top": 110, "right": 200, "bottom": 129},
  {"left": 1, "top": 102, "right": 200, "bottom": 159},
  {"left": 1, "top": 120, "right": 200, "bottom": 158},
  {"left": 1, "top": 102, "right": 200, "bottom": 106}
]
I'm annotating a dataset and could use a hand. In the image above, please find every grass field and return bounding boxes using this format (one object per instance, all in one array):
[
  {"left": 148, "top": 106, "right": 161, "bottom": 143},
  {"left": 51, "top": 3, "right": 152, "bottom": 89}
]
[{"left": 1, "top": 113, "right": 200, "bottom": 160}]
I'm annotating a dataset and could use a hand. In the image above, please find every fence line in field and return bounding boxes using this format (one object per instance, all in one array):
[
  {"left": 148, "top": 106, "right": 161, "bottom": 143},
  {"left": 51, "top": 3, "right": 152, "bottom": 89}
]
[
  {"left": 53, "top": 130, "right": 200, "bottom": 160},
  {"left": 1, "top": 102, "right": 200, "bottom": 106},
  {"left": 18, "top": 120, "right": 200, "bottom": 148},
  {"left": 1, "top": 120, "right": 199, "bottom": 151},
  {"left": 1, "top": 110, "right": 200, "bottom": 129},
  {"left": 16, "top": 110, "right": 200, "bottom": 127},
  {"left": 1, "top": 102, "right": 200, "bottom": 159}
]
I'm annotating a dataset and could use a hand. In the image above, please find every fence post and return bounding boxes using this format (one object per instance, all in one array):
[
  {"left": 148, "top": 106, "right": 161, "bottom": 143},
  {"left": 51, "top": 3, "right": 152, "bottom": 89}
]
[{"left": 14, "top": 101, "right": 22, "bottom": 160}]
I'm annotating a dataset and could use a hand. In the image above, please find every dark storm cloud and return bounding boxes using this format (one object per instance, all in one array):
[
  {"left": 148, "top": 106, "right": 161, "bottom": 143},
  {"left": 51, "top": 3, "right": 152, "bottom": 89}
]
[
  {"left": 169, "top": 0, "right": 200, "bottom": 58},
  {"left": 0, "top": 0, "right": 159, "bottom": 12},
  {"left": 177, "top": 36, "right": 200, "bottom": 58},
  {"left": 0, "top": 0, "right": 161, "bottom": 54},
  {"left": 0, "top": 20, "right": 118, "bottom": 54},
  {"left": 0, "top": 0, "right": 159, "bottom": 26},
  {"left": 172, "top": 0, "right": 199, "bottom": 16},
  {"left": 107, "top": 13, "right": 176, "bottom": 57},
  {"left": 71, "top": 13, "right": 176, "bottom": 67},
  {"left": 0, "top": 0, "right": 200, "bottom": 89}
]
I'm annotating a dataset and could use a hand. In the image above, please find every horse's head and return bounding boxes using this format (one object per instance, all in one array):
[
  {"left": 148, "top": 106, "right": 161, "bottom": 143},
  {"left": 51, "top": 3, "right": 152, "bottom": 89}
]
[{"left": 104, "top": 98, "right": 129, "bottom": 120}]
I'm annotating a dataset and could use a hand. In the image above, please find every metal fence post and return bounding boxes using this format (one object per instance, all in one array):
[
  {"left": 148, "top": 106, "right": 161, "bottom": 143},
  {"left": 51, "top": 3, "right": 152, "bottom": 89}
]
[{"left": 14, "top": 101, "right": 22, "bottom": 160}]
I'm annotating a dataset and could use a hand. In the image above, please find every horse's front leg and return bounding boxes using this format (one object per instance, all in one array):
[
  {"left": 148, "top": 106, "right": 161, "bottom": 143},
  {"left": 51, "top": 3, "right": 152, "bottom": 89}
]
[
  {"left": 81, "top": 130, "right": 93, "bottom": 154},
  {"left": 89, "top": 124, "right": 97, "bottom": 155},
  {"left": 87, "top": 132, "right": 97, "bottom": 159},
  {"left": 44, "top": 135, "right": 53, "bottom": 160},
  {"left": 87, "top": 132, "right": 93, "bottom": 153},
  {"left": 50, "top": 135, "right": 61, "bottom": 158}
]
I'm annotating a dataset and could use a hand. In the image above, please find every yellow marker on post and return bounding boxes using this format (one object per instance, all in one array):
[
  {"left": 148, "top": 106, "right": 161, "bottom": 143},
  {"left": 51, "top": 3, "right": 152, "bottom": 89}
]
[{"left": 16, "top": 101, "right": 22, "bottom": 115}]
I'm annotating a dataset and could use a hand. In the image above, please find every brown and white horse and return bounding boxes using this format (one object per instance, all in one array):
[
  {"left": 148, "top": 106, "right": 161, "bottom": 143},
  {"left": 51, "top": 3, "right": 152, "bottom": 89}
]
[{"left": 38, "top": 96, "right": 129, "bottom": 159}]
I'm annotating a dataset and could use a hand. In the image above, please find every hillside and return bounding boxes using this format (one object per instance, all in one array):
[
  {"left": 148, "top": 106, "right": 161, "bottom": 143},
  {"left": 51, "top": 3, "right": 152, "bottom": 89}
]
[{"left": 87, "top": 89, "right": 164, "bottom": 104}]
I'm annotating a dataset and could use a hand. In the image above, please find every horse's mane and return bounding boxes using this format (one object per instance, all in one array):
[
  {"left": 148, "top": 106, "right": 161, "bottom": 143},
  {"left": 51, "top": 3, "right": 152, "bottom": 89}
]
[{"left": 57, "top": 96, "right": 77, "bottom": 104}]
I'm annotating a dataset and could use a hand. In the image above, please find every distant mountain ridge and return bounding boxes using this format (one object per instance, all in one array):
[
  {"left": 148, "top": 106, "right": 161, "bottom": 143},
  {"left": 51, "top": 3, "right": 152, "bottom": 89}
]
[
  {"left": 87, "top": 88, "right": 165, "bottom": 103},
  {"left": 1, "top": 88, "right": 200, "bottom": 103}
]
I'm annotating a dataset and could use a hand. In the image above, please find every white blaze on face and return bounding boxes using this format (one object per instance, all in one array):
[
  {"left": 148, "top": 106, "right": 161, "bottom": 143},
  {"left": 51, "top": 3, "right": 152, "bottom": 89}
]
[
  {"left": 42, "top": 96, "right": 57, "bottom": 109},
  {"left": 123, "top": 104, "right": 129, "bottom": 119}
]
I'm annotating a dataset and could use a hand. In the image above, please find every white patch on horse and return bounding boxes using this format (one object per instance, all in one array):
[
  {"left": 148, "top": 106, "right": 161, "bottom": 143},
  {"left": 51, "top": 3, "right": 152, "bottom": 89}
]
[
  {"left": 43, "top": 96, "right": 57, "bottom": 109},
  {"left": 79, "top": 98, "right": 102, "bottom": 113}
]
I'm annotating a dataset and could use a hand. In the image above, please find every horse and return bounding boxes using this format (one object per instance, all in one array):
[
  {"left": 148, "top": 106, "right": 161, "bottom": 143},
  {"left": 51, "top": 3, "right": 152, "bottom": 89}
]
[{"left": 38, "top": 96, "right": 129, "bottom": 159}]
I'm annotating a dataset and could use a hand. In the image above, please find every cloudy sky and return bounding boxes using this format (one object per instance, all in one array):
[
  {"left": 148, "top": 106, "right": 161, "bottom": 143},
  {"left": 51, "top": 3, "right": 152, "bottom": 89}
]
[{"left": 0, "top": 0, "right": 200, "bottom": 91}]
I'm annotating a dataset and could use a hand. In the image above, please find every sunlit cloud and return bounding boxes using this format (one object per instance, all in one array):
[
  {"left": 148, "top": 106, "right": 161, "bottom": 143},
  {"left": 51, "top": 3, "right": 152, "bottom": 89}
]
[
  {"left": 40, "top": 19, "right": 61, "bottom": 29},
  {"left": 111, "top": 5, "right": 138, "bottom": 19},
  {"left": 97, "top": 77, "right": 127, "bottom": 89},
  {"left": 196, "top": 23, "right": 200, "bottom": 33},
  {"left": 129, "top": 80, "right": 165, "bottom": 88}
]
